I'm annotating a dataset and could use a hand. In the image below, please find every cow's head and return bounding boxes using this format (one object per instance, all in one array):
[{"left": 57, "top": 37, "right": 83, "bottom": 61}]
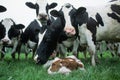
[
  {"left": 25, "top": 0, "right": 57, "bottom": 25},
  {"left": 50, "top": 3, "right": 78, "bottom": 37},
  {"left": 0, "top": 5, "right": 7, "bottom": 12},
  {"left": 0, "top": 18, "right": 25, "bottom": 45}
]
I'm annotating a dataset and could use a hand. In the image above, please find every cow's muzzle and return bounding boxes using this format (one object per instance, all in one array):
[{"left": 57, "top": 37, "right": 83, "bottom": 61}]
[
  {"left": 64, "top": 27, "right": 76, "bottom": 37},
  {"left": 1, "top": 39, "right": 10, "bottom": 44}
]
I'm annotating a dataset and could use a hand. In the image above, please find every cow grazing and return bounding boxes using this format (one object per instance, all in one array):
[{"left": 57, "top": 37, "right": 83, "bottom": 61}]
[
  {"left": 0, "top": 5, "right": 7, "bottom": 12},
  {"left": 44, "top": 55, "right": 85, "bottom": 75},
  {"left": 34, "top": 3, "right": 79, "bottom": 64},
  {"left": 25, "top": 0, "right": 57, "bottom": 24},
  {"left": 0, "top": 18, "right": 25, "bottom": 59}
]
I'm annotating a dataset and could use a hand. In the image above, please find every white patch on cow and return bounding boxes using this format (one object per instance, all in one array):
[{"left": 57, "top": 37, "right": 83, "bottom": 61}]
[
  {"left": 34, "top": 54, "right": 38, "bottom": 62},
  {"left": 11, "top": 37, "right": 19, "bottom": 54},
  {"left": 62, "top": 4, "right": 73, "bottom": 27},
  {"left": 36, "top": 0, "right": 47, "bottom": 17},
  {"left": 78, "top": 24, "right": 96, "bottom": 66},
  {"left": 36, "top": 19, "right": 42, "bottom": 27},
  {"left": 38, "top": 29, "right": 47, "bottom": 46},
  {"left": 1, "top": 18, "right": 14, "bottom": 44},
  {"left": 62, "top": 3, "right": 75, "bottom": 35},
  {"left": 27, "top": 40, "right": 37, "bottom": 49}
]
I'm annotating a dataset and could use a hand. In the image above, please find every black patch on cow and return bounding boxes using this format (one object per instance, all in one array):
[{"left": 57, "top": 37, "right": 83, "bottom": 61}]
[
  {"left": 111, "top": 4, "right": 120, "bottom": 15},
  {"left": 0, "top": 22, "right": 5, "bottom": 40},
  {"left": 46, "top": 3, "right": 57, "bottom": 14},
  {"left": 36, "top": 3, "right": 39, "bottom": 16},
  {"left": 95, "top": 13, "right": 104, "bottom": 26},
  {"left": 25, "top": 2, "right": 39, "bottom": 16},
  {"left": 36, "top": 18, "right": 66, "bottom": 64},
  {"left": 75, "top": 8, "right": 88, "bottom": 26},
  {"left": 109, "top": 0, "right": 117, "bottom": 2},
  {"left": 87, "top": 17, "right": 97, "bottom": 44},
  {"left": 0, "top": 5, "right": 7, "bottom": 12},
  {"left": 8, "top": 24, "right": 25, "bottom": 39},
  {"left": 21, "top": 19, "right": 46, "bottom": 43},
  {"left": 8, "top": 26, "right": 20, "bottom": 39},
  {"left": 107, "top": 12, "right": 120, "bottom": 22}
]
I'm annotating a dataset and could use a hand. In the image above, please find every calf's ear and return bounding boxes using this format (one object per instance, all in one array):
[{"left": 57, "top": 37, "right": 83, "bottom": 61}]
[
  {"left": 15, "top": 24, "right": 25, "bottom": 29},
  {"left": 0, "top": 5, "right": 7, "bottom": 12},
  {"left": 76, "top": 7, "right": 86, "bottom": 14},
  {"left": 50, "top": 10, "right": 61, "bottom": 17}
]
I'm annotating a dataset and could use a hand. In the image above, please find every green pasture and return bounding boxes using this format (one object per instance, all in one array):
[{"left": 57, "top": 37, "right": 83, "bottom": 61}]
[{"left": 0, "top": 51, "right": 120, "bottom": 80}]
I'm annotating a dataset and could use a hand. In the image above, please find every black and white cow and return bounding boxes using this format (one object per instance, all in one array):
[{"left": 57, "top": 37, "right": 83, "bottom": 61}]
[
  {"left": 22, "top": 0, "right": 57, "bottom": 59},
  {"left": 0, "top": 5, "right": 7, "bottom": 12},
  {"left": 35, "top": 0, "right": 120, "bottom": 66},
  {"left": 20, "top": 19, "right": 47, "bottom": 59},
  {"left": 0, "top": 18, "right": 25, "bottom": 59},
  {"left": 34, "top": 3, "right": 78, "bottom": 64},
  {"left": 25, "top": 0, "right": 57, "bottom": 25},
  {"left": 55, "top": 0, "right": 120, "bottom": 66}
]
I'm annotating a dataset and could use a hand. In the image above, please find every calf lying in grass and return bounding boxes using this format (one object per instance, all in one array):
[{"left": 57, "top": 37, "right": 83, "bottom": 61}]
[{"left": 44, "top": 55, "right": 85, "bottom": 75}]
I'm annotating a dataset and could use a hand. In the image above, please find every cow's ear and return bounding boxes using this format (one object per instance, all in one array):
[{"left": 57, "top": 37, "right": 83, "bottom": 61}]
[
  {"left": 0, "top": 5, "right": 7, "bottom": 12},
  {"left": 25, "top": 2, "right": 36, "bottom": 9},
  {"left": 76, "top": 7, "right": 86, "bottom": 14},
  {"left": 15, "top": 24, "right": 25, "bottom": 29},
  {"left": 50, "top": 10, "right": 60, "bottom": 17},
  {"left": 48, "top": 3, "right": 57, "bottom": 9}
]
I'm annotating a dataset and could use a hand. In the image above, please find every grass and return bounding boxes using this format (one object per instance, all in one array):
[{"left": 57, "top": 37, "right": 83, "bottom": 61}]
[{"left": 0, "top": 52, "right": 120, "bottom": 80}]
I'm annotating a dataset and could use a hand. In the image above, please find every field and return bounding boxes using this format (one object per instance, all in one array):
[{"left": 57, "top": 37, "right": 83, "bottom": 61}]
[{"left": 0, "top": 51, "right": 120, "bottom": 80}]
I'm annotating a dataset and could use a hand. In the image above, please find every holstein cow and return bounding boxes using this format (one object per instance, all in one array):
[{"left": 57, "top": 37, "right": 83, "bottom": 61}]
[
  {"left": 34, "top": 3, "right": 78, "bottom": 64},
  {"left": 25, "top": 0, "right": 57, "bottom": 25},
  {"left": 56, "top": 0, "right": 120, "bottom": 66},
  {"left": 21, "top": 19, "right": 47, "bottom": 59},
  {"left": 22, "top": 0, "right": 57, "bottom": 59},
  {"left": 44, "top": 55, "right": 85, "bottom": 75},
  {"left": 0, "top": 5, "right": 7, "bottom": 12},
  {"left": 0, "top": 18, "right": 25, "bottom": 59}
]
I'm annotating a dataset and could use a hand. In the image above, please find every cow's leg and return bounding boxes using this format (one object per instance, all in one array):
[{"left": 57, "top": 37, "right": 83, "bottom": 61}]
[
  {"left": 117, "top": 43, "right": 120, "bottom": 57},
  {"left": 72, "top": 38, "right": 79, "bottom": 58},
  {"left": 32, "top": 45, "right": 37, "bottom": 59},
  {"left": 58, "top": 44, "right": 67, "bottom": 58},
  {"left": 16, "top": 42, "right": 22, "bottom": 60},
  {"left": 0, "top": 45, "right": 5, "bottom": 59},
  {"left": 11, "top": 39, "right": 18, "bottom": 59},
  {"left": 85, "top": 33, "right": 96, "bottom": 66}
]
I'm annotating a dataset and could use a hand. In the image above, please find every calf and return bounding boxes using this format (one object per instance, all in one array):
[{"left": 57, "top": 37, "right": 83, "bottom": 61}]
[
  {"left": 44, "top": 55, "right": 85, "bottom": 75},
  {"left": 0, "top": 18, "right": 25, "bottom": 59},
  {"left": 0, "top": 5, "right": 6, "bottom": 12}
]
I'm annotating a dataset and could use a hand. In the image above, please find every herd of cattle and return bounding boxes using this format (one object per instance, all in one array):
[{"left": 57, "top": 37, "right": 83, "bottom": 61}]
[{"left": 1, "top": 0, "right": 120, "bottom": 74}]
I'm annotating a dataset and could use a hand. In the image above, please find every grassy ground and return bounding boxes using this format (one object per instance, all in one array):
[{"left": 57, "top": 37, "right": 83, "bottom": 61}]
[{"left": 0, "top": 52, "right": 120, "bottom": 80}]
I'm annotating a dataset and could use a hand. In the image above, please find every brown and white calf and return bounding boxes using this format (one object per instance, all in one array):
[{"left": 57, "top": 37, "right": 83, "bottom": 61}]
[{"left": 44, "top": 55, "right": 85, "bottom": 75}]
